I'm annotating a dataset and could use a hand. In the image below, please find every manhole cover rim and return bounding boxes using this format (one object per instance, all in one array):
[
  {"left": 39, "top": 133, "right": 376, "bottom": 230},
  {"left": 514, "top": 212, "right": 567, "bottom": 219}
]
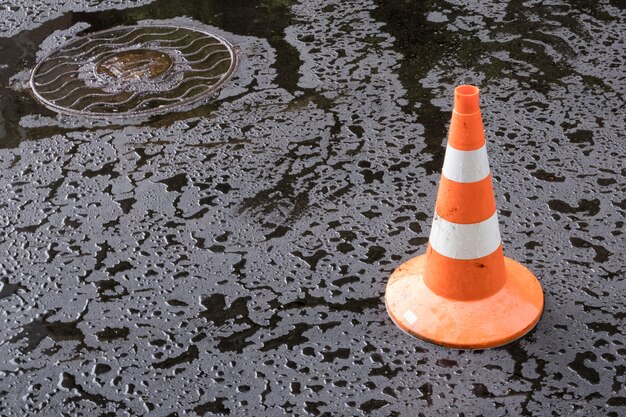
[{"left": 30, "top": 24, "right": 239, "bottom": 118}]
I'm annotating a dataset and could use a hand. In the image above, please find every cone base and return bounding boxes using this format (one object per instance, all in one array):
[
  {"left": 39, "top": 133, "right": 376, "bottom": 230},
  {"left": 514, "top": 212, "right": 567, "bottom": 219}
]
[{"left": 385, "top": 255, "right": 543, "bottom": 349}]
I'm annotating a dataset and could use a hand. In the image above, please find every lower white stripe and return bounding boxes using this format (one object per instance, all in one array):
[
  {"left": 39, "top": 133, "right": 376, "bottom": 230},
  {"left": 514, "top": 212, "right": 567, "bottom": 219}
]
[
  {"left": 429, "top": 211, "right": 501, "bottom": 260},
  {"left": 442, "top": 144, "right": 490, "bottom": 183}
]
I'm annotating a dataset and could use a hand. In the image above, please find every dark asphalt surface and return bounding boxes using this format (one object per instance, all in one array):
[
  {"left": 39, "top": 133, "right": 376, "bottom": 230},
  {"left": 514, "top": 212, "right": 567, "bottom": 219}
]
[{"left": 0, "top": 0, "right": 624, "bottom": 416}]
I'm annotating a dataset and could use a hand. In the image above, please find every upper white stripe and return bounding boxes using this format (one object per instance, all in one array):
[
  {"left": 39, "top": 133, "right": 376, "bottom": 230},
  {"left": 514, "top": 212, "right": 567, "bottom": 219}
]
[
  {"left": 429, "top": 211, "right": 501, "bottom": 260},
  {"left": 442, "top": 143, "right": 490, "bottom": 183}
]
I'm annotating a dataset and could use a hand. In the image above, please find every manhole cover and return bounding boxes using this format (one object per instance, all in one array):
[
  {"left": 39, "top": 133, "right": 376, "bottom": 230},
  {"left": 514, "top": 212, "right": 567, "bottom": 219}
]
[{"left": 30, "top": 25, "right": 238, "bottom": 117}]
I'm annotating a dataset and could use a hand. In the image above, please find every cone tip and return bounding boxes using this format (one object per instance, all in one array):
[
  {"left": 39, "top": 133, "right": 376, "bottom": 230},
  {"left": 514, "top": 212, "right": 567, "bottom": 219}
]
[{"left": 454, "top": 85, "right": 480, "bottom": 114}]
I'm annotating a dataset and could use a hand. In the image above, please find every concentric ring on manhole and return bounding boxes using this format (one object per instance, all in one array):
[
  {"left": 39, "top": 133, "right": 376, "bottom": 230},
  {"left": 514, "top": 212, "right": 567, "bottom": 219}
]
[{"left": 30, "top": 25, "right": 238, "bottom": 117}]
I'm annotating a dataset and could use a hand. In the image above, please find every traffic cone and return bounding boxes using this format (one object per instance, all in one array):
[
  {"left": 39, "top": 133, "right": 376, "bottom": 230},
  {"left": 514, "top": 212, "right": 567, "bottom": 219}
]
[{"left": 385, "top": 85, "right": 544, "bottom": 349}]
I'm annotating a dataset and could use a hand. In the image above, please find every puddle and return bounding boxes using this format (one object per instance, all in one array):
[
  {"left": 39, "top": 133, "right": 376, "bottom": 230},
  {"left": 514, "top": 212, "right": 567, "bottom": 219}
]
[
  {"left": 0, "top": 0, "right": 302, "bottom": 148},
  {"left": 0, "top": 0, "right": 624, "bottom": 416}
]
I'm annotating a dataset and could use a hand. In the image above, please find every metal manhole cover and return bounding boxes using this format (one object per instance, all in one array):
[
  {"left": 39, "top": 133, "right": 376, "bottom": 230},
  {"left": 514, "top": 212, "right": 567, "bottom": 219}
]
[{"left": 30, "top": 25, "right": 238, "bottom": 117}]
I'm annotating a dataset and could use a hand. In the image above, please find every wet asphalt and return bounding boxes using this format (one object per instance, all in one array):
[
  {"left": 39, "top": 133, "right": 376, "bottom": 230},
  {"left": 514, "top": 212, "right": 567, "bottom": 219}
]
[{"left": 0, "top": 0, "right": 624, "bottom": 416}]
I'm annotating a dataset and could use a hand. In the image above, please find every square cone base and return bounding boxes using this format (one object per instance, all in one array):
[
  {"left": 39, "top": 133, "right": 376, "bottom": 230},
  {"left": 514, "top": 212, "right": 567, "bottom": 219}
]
[{"left": 385, "top": 255, "right": 544, "bottom": 349}]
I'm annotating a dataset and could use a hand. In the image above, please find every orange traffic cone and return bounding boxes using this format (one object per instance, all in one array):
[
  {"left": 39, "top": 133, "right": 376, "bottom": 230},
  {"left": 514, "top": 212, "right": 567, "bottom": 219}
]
[{"left": 385, "top": 85, "right": 544, "bottom": 349}]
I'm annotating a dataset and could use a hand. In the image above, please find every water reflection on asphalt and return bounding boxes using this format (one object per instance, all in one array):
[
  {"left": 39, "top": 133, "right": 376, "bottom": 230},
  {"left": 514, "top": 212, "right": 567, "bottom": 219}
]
[{"left": 0, "top": 0, "right": 624, "bottom": 415}]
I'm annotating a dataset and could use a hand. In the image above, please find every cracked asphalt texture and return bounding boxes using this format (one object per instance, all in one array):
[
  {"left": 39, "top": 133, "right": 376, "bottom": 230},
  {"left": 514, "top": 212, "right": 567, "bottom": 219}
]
[{"left": 0, "top": 0, "right": 624, "bottom": 416}]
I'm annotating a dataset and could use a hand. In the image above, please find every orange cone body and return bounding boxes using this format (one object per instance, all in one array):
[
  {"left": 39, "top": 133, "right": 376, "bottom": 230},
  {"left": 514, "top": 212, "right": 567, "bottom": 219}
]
[{"left": 385, "top": 85, "right": 544, "bottom": 349}]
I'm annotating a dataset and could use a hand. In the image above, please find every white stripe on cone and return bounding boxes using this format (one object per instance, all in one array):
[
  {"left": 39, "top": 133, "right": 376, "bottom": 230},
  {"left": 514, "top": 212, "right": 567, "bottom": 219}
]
[
  {"left": 429, "top": 211, "right": 501, "bottom": 260},
  {"left": 441, "top": 143, "right": 490, "bottom": 183}
]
